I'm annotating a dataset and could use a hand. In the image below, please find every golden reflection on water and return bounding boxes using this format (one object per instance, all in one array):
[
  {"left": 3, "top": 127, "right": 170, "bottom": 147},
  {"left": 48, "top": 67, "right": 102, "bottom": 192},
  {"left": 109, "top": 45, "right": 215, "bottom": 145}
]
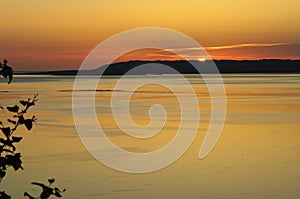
[{"left": 0, "top": 74, "right": 299, "bottom": 198}]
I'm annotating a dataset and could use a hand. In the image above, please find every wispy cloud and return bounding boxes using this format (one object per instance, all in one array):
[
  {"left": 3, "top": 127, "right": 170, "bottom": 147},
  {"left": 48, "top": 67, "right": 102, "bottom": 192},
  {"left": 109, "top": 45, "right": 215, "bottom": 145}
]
[
  {"left": 163, "top": 42, "right": 300, "bottom": 60},
  {"left": 112, "top": 43, "right": 299, "bottom": 64},
  {"left": 166, "top": 43, "right": 290, "bottom": 52},
  {"left": 205, "top": 43, "right": 289, "bottom": 50}
]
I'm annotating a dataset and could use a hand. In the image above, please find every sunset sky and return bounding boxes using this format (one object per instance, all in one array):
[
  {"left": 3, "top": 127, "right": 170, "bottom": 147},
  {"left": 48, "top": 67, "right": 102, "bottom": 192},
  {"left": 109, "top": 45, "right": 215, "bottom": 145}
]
[{"left": 0, "top": 0, "right": 299, "bottom": 70}]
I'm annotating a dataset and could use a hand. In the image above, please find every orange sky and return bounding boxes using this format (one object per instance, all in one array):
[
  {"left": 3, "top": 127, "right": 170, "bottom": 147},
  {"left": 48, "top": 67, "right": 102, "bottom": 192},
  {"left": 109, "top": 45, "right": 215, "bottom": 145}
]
[{"left": 0, "top": 0, "right": 299, "bottom": 70}]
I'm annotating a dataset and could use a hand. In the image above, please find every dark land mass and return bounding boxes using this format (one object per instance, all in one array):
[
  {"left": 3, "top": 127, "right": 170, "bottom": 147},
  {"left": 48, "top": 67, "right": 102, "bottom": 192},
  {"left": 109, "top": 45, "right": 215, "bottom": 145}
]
[{"left": 17, "top": 60, "right": 300, "bottom": 75}]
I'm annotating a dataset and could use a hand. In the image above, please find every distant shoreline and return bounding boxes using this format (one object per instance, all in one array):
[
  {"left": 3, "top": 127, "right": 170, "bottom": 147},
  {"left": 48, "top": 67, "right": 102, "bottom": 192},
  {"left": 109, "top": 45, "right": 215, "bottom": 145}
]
[{"left": 15, "top": 59, "right": 300, "bottom": 75}]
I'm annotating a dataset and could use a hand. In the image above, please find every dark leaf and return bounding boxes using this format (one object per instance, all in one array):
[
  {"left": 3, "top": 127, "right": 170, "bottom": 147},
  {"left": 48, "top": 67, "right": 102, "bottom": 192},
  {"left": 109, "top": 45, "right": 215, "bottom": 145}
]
[
  {"left": 6, "top": 105, "right": 19, "bottom": 113},
  {"left": 7, "top": 119, "right": 16, "bottom": 125},
  {"left": 0, "top": 138, "right": 16, "bottom": 150},
  {"left": 24, "top": 119, "right": 33, "bottom": 131},
  {"left": 6, "top": 153, "right": 23, "bottom": 171},
  {"left": 11, "top": 136, "right": 22, "bottom": 143},
  {"left": 0, "top": 127, "right": 10, "bottom": 137},
  {"left": 0, "top": 121, "right": 2, "bottom": 125},
  {"left": 0, "top": 138, "right": 16, "bottom": 151},
  {"left": 48, "top": 178, "right": 55, "bottom": 184},
  {"left": 19, "top": 100, "right": 28, "bottom": 106}
]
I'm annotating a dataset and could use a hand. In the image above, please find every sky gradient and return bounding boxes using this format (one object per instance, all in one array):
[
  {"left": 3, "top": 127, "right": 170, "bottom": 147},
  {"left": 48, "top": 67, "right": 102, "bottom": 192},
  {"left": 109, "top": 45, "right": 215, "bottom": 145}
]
[{"left": 0, "top": 0, "right": 299, "bottom": 70}]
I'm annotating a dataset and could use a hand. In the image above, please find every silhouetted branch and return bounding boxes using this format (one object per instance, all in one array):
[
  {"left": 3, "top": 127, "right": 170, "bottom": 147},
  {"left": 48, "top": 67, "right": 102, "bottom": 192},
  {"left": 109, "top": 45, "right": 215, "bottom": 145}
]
[
  {"left": 0, "top": 59, "right": 13, "bottom": 84},
  {"left": 24, "top": 178, "right": 65, "bottom": 199},
  {"left": 0, "top": 95, "right": 38, "bottom": 197}
]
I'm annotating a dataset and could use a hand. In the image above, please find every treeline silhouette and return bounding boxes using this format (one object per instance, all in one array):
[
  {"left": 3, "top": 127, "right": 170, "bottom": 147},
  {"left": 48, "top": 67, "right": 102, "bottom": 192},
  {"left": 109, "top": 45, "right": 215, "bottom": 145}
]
[{"left": 19, "top": 59, "right": 300, "bottom": 76}]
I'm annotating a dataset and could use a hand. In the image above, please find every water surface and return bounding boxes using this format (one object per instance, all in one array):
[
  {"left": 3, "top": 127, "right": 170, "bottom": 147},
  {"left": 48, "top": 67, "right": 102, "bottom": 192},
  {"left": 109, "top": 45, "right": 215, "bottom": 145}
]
[{"left": 0, "top": 74, "right": 299, "bottom": 198}]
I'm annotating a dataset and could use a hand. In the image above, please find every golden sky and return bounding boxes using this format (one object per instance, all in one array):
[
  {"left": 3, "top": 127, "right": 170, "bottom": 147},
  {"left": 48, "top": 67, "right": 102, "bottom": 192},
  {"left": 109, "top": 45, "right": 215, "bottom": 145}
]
[{"left": 0, "top": 0, "right": 299, "bottom": 70}]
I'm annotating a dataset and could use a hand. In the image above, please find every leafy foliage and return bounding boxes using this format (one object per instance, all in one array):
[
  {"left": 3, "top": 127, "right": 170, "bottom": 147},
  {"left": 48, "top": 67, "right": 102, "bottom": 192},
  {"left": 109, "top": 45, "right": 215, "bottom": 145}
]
[
  {"left": 0, "top": 59, "right": 13, "bottom": 84},
  {"left": 0, "top": 94, "right": 38, "bottom": 182},
  {"left": 24, "top": 178, "right": 66, "bottom": 199},
  {"left": 1, "top": 61, "right": 65, "bottom": 198},
  {"left": 0, "top": 95, "right": 66, "bottom": 198}
]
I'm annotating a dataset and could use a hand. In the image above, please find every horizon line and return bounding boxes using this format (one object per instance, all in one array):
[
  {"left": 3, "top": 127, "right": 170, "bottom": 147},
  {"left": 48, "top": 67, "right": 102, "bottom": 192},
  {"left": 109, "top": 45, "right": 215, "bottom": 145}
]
[{"left": 14, "top": 59, "right": 300, "bottom": 72}]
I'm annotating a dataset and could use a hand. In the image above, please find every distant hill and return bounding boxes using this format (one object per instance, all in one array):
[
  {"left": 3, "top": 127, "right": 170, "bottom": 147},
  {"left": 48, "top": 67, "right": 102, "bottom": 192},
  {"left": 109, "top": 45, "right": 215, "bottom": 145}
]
[{"left": 19, "top": 60, "right": 300, "bottom": 75}]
